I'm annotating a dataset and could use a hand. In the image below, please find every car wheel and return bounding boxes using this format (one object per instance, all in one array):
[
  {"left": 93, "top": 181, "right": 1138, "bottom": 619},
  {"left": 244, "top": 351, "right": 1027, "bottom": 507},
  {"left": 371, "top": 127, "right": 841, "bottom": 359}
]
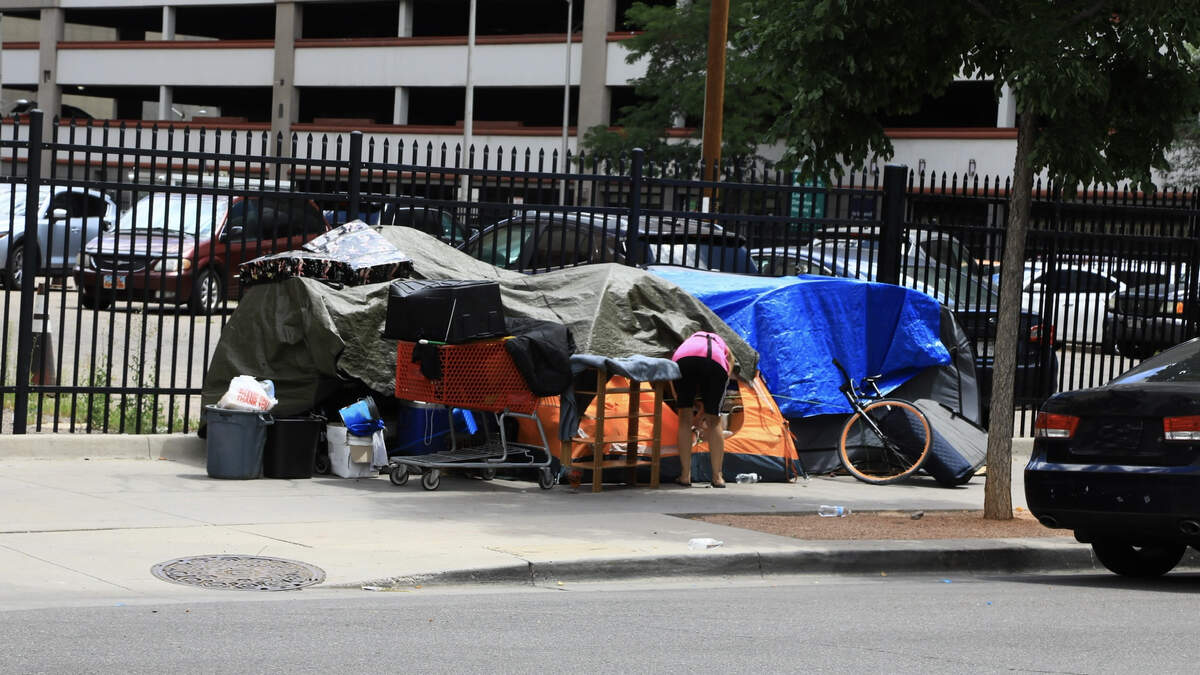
[
  {"left": 188, "top": 268, "right": 223, "bottom": 315},
  {"left": 80, "top": 292, "right": 113, "bottom": 310},
  {"left": 5, "top": 240, "right": 25, "bottom": 288},
  {"left": 1091, "top": 540, "right": 1186, "bottom": 578}
]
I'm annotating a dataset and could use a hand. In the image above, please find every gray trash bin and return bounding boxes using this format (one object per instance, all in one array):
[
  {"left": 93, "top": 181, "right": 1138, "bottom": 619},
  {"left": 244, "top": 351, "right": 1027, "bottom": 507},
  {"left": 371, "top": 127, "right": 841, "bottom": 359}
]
[{"left": 205, "top": 405, "right": 274, "bottom": 479}]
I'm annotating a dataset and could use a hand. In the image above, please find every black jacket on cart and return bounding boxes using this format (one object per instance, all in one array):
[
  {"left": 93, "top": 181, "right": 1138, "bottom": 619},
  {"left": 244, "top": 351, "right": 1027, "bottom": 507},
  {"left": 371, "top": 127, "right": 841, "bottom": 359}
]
[{"left": 503, "top": 317, "right": 576, "bottom": 397}]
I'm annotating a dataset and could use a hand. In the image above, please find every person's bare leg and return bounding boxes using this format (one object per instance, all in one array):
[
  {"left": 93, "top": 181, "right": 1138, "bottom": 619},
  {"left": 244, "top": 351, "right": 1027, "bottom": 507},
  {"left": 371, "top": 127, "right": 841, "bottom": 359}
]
[
  {"left": 705, "top": 413, "right": 725, "bottom": 487},
  {"left": 676, "top": 408, "right": 694, "bottom": 485}
]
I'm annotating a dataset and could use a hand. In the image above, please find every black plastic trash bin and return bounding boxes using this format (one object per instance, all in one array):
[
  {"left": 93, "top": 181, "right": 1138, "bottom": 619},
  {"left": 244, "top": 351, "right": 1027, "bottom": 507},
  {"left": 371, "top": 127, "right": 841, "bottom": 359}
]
[
  {"left": 263, "top": 415, "right": 324, "bottom": 479},
  {"left": 205, "top": 405, "right": 274, "bottom": 479}
]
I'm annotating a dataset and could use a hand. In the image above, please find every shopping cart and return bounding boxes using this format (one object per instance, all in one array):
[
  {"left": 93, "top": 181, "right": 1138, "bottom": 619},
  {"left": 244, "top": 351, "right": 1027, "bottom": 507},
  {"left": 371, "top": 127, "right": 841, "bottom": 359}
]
[{"left": 389, "top": 339, "right": 554, "bottom": 491}]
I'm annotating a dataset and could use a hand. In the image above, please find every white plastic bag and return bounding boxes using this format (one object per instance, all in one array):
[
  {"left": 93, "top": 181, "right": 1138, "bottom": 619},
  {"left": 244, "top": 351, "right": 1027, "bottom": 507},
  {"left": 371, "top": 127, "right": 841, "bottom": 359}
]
[
  {"left": 216, "top": 375, "right": 278, "bottom": 412},
  {"left": 371, "top": 429, "right": 388, "bottom": 468}
]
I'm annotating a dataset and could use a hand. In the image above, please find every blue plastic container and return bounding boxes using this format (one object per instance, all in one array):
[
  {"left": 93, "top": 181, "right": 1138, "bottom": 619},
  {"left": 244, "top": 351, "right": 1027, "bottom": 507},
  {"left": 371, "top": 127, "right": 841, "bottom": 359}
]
[
  {"left": 339, "top": 397, "right": 383, "bottom": 436},
  {"left": 393, "top": 401, "right": 476, "bottom": 456}
]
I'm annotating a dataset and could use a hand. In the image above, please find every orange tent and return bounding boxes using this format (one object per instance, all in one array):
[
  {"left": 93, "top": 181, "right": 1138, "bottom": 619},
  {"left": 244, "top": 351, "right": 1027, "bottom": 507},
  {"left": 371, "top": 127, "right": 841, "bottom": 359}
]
[{"left": 518, "top": 374, "right": 803, "bottom": 482}]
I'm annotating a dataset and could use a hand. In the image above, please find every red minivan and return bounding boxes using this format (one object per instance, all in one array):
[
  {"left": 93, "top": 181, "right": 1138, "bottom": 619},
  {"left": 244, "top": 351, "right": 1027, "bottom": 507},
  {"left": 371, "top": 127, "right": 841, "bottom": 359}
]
[{"left": 75, "top": 192, "right": 329, "bottom": 314}]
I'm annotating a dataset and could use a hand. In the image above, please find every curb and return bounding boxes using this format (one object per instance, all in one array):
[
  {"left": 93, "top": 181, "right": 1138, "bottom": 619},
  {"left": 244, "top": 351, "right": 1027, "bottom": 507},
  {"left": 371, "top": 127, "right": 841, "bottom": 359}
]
[
  {"left": 0, "top": 433, "right": 205, "bottom": 464},
  {"left": 0, "top": 434, "right": 1034, "bottom": 463},
  {"left": 341, "top": 539, "right": 1114, "bottom": 589}
]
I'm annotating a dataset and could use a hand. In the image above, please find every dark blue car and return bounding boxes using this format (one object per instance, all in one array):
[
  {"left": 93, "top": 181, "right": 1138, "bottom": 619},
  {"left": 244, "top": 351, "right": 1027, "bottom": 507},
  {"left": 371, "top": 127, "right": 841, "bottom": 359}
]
[{"left": 1026, "top": 337, "right": 1200, "bottom": 577}]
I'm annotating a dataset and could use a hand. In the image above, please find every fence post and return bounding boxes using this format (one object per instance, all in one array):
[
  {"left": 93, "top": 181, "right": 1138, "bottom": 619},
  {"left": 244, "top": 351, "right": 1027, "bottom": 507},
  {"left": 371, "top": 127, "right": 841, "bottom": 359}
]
[
  {"left": 13, "top": 110, "right": 45, "bottom": 434},
  {"left": 877, "top": 164, "right": 908, "bottom": 286},
  {"left": 347, "top": 130, "right": 363, "bottom": 222},
  {"left": 627, "top": 148, "right": 644, "bottom": 266}
]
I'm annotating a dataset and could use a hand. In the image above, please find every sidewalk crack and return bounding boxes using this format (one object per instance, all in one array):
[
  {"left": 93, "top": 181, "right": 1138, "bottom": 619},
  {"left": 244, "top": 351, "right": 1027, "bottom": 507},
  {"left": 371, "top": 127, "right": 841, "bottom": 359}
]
[
  {"left": 0, "top": 542, "right": 135, "bottom": 593},
  {"left": 484, "top": 545, "right": 536, "bottom": 585}
]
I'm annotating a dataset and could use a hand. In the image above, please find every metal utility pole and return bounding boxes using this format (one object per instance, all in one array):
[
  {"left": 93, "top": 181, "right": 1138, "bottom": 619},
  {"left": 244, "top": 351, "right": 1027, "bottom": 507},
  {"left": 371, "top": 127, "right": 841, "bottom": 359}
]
[
  {"left": 460, "top": 0, "right": 477, "bottom": 206},
  {"left": 699, "top": 0, "right": 729, "bottom": 209},
  {"left": 559, "top": 0, "right": 573, "bottom": 206}
]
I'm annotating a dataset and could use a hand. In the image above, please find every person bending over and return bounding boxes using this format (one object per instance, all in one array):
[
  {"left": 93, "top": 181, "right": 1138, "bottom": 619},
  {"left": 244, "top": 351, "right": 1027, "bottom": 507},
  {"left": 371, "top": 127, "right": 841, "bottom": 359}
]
[{"left": 671, "top": 331, "right": 734, "bottom": 488}]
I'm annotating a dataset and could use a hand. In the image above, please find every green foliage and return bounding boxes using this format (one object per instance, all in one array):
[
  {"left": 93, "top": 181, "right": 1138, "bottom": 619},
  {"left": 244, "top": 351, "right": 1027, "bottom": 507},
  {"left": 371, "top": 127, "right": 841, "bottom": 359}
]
[
  {"left": 3, "top": 357, "right": 194, "bottom": 434},
  {"left": 582, "top": 0, "right": 785, "bottom": 166},
  {"left": 741, "top": 0, "right": 971, "bottom": 180},
  {"left": 961, "top": 2, "right": 1200, "bottom": 190},
  {"left": 598, "top": 0, "right": 1200, "bottom": 187},
  {"left": 67, "top": 356, "right": 189, "bottom": 434}
]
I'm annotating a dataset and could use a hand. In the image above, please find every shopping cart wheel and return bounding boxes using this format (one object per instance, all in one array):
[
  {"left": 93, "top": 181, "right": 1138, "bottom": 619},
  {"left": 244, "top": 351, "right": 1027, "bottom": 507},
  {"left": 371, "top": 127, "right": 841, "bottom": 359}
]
[
  {"left": 389, "top": 464, "right": 410, "bottom": 487},
  {"left": 537, "top": 467, "right": 555, "bottom": 490},
  {"left": 479, "top": 467, "right": 497, "bottom": 481},
  {"left": 421, "top": 469, "right": 441, "bottom": 491}
]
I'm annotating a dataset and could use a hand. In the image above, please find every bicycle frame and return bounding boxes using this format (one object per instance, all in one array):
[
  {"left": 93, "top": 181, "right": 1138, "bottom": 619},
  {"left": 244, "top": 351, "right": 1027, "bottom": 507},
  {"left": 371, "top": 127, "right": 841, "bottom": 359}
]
[{"left": 833, "top": 358, "right": 894, "bottom": 447}]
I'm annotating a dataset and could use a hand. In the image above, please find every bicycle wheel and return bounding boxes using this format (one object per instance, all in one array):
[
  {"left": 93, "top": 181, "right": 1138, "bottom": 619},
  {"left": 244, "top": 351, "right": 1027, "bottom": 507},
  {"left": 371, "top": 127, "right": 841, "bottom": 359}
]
[{"left": 838, "top": 399, "right": 932, "bottom": 485}]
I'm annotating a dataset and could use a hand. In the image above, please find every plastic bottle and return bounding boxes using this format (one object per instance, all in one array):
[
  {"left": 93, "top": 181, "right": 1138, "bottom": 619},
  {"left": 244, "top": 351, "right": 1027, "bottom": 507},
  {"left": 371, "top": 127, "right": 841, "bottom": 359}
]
[
  {"left": 818, "top": 505, "right": 851, "bottom": 517},
  {"left": 735, "top": 473, "right": 760, "bottom": 484},
  {"left": 688, "top": 537, "right": 723, "bottom": 550}
]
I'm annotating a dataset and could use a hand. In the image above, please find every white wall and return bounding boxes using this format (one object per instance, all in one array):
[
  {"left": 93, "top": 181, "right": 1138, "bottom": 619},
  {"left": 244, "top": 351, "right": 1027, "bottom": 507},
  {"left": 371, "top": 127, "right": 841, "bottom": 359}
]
[
  {"left": 294, "top": 42, "right": 581, "bottom": 88},
  {"left": 58, "top": 46, "right": 273, "bottom": 86}
]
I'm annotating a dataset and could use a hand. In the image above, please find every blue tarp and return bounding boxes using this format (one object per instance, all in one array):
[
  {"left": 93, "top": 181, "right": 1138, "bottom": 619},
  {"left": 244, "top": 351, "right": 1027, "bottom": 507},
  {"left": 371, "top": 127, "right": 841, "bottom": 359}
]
[{"left": 650, "top": 267, "right": 951, "bottom": 418}]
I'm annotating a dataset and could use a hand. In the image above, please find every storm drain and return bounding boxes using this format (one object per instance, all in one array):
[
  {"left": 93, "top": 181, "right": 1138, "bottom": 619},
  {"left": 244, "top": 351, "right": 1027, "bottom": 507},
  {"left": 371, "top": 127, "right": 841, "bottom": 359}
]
[{"left": 151, "top": 555, "right": 326, "bottom": 591}]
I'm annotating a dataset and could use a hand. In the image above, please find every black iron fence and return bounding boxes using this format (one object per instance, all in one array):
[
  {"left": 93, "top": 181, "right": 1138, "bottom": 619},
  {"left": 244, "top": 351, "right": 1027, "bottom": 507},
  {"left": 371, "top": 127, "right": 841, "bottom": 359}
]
[{"left": 1, "top": 110, "right": 1197, "bottom": 436}]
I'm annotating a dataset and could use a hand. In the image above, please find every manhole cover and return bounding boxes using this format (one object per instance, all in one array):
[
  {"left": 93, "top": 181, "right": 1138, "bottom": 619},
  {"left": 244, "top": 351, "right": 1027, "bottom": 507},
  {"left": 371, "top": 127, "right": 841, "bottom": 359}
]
[{"left": 151, "top": 555, "right": 326, "bottom": 591}]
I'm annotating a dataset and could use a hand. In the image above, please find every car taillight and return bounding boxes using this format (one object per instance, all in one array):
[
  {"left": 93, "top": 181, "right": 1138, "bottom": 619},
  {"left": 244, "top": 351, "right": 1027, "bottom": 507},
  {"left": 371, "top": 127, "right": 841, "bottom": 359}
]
[
  {"left": 1163, "top": 415, "right": 1200, "bottom": 442},
  {"left": 1034, "top": 412, "right": 1079, "bottom": 439},
  {"left": 1030, "top": 323, "right": 1055, "bottom": 346},
  {"left": 1160, "top": 300, "right": 1186, "bottom": 316}
]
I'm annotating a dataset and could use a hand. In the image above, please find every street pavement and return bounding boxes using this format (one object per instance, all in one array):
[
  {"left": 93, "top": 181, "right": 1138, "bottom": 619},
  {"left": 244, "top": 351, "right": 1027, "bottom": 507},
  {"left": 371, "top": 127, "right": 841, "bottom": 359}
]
[{"left": 0, "top": 434, "right": 1132, "bottom": 610}]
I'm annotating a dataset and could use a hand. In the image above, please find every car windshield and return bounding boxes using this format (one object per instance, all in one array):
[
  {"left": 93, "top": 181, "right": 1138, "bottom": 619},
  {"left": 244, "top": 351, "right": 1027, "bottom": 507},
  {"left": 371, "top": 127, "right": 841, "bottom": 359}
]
[
  {"left": 120, "top": 194, "right": 226, "bottom": 236},
  {"left": 1110, "top": 339, "right": 1200, "bottom": 384}
]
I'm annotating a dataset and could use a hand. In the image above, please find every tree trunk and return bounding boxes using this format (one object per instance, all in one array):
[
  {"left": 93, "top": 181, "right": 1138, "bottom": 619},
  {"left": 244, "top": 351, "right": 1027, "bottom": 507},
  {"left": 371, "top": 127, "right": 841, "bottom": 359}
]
[{"left": 983, "top": 103, "right": 1036, "bottom": 520}]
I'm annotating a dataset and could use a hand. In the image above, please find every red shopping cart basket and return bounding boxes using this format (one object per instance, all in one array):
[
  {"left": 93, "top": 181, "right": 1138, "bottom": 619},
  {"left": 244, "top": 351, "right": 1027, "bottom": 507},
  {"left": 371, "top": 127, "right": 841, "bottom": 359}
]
[{"left": 395, "top": 340, "right": 538, "bottom": 414}]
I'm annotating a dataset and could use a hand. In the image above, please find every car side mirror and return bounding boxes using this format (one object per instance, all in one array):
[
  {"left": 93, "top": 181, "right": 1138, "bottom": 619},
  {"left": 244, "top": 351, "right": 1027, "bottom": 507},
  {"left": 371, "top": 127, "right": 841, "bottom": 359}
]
[
  {"left": 219, "top": 225, "right": 243, "bottom": 242},
  {"left": 102, "top": 219, "right": 114, "bottom": 232},
  {"left": 51, "top": 208, "right": 68, "bottom": 221}
]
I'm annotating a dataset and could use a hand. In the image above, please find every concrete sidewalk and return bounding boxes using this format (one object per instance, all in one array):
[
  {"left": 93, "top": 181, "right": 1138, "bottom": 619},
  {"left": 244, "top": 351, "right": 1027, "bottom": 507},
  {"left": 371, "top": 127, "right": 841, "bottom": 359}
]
[{"left": 0, "top": 434, "right": 1121, "bottom": 608}]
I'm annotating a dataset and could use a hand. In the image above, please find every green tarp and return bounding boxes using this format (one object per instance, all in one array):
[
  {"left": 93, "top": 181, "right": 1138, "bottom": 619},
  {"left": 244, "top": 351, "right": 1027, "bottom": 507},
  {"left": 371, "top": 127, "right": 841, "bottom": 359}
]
[{"left": 202, "top": 227, "right": 759, "bottom": 416}]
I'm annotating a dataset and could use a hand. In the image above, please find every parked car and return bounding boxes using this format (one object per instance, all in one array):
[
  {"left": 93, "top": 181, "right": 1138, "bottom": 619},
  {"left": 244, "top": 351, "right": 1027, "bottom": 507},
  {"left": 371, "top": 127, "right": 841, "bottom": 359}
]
[
  {"left": 751, "top": 241, "right": 1059, "bottom": 402},
  {"left": 75, "top": 192, "right": 329, "bottom": 314},
  {"left": 1000, "top": 263, "right": 1126, "bottom": 345},
  {"left": 0, "top": 185, "right": 117, "bottom": 287},
  {"left": 805, "top": 225, "right": 988, "bottom": 279},
  {"left": 462, "top": 212, "right": 758, "bottom": 274},
  {"left": 379, "top": 204, "right": 473, "bottom": 244},
  {"left": 9, "top": 98, "right": 94, "bottom": 120},
  {"left": 1102, "top": 266, "right": 1194, "bottom": 357},
  {"left": 1025, "top": 337, "right": 1200, "bottom": 577}
]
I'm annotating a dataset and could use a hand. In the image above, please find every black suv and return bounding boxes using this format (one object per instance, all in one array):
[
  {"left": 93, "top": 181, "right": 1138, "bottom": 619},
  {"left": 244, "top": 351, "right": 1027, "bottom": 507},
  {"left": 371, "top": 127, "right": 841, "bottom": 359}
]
[{"left": 1102, "top": 267, "right": 1195, "bottom": 357}]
